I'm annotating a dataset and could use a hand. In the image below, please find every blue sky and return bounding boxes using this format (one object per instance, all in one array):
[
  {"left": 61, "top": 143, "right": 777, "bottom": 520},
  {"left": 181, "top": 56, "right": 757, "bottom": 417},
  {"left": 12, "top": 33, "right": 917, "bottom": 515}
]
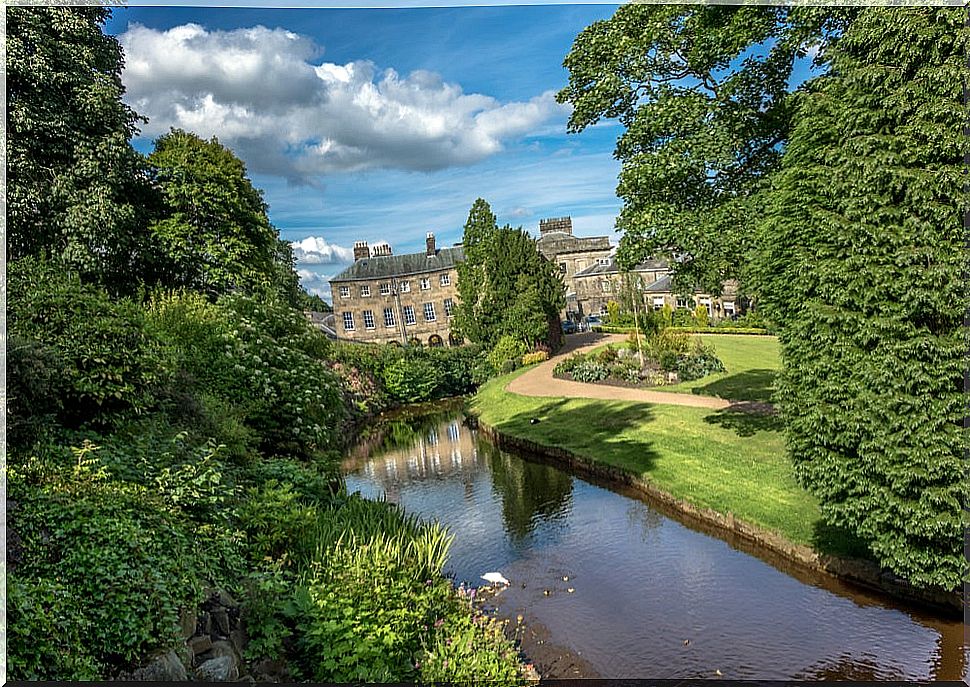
[{"left": 104, "top": 5, "right": 626, "bottom": 300}]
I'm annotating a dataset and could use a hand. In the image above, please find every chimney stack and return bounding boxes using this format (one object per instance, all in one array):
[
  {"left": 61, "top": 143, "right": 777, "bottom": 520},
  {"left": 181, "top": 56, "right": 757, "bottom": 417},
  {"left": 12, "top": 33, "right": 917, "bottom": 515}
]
[
  {"left": 539, "top": 217, "right": 573, "bottom": 236},
  {"left": 353, "top": 241, "right": 370, "bottom": 261},
  {"left": 426, "top": 232, "right": 436, "bottom": 256},
  {"left": 372, "top": 243, "right": 393, "bottom": 257}
]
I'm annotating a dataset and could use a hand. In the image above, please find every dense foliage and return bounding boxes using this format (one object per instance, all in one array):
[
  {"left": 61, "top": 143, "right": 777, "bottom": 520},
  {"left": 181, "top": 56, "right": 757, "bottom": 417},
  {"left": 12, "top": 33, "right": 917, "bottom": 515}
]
[
  {"left": 149, "top": 129, "right": 301, "bottom": 303},
  {"left": 453, "top": 198, "right": 566, "bottom": 351},
  {"left": 756, "top": 7, "right": 967, "bottom": 590}
]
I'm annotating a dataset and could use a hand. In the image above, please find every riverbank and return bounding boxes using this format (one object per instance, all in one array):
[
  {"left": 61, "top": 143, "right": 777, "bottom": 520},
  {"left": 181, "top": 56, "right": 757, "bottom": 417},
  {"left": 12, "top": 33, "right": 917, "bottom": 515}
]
[{"left": 468, "top": 370, "right": 961, "bottom": 614}]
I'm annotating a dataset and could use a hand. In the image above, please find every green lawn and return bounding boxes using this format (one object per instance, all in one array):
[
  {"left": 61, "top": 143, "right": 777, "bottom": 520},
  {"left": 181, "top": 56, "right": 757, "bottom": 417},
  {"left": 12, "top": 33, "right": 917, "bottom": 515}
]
[
  {"left": 657, "top": 334, "right": 781, "bottom": 403},
  {"left": 470, "top": 368, "right": 865, "bottom": 558}
]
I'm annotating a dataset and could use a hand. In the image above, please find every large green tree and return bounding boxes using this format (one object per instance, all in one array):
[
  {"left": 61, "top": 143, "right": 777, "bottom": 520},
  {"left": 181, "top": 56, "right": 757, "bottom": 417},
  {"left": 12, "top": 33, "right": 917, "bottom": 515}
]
[
  {"left": 7, "top": 6, "right": 163, "bottom": 292},
  {"left": 148, "top": 129, "right": 298, "bottom": 301},
  {"left": 453, "top": 200, "right": 565, "bottom": 351},
  {"left": 557, "top": 5, "right": 851, "bottom": 294},
  {"left": 758, "top": 7, "right": 967, "bottom": 590}
]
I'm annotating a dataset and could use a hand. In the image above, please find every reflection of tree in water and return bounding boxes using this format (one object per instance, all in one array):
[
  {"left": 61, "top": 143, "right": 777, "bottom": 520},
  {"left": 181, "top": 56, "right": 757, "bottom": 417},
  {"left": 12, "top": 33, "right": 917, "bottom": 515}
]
[
  {"left": 794, "top": 653, "right": 905, "bottom": 681},
  {"left": 625, "top": 500, "right": 664, "bottom": 541},
  {"left": 479, "top": 439, "right": 574, "bottom": 540},
  {"left": 361, "top": 407, "right": 463, "bottom": 458}
]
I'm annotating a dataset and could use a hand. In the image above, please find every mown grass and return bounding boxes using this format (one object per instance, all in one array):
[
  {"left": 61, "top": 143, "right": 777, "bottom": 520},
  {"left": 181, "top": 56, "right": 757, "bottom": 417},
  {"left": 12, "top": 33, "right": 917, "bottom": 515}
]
[
  {"left": 470, "top": 368, "right": 866, "bottom": 559},
  {"left": 657, "top": 334, "right": 781, "bottom": 402}
]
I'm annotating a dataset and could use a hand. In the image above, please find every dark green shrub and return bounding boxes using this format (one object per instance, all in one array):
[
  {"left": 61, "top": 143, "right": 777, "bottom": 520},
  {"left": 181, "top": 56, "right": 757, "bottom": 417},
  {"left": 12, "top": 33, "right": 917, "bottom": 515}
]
[
  {"left": 9, "top": 258, "right": 168, "bottom": 429},
  {"left": 7, "top": 334, "right": 64, "bottom": 449},
  {"left": 8, "top": 443, "right": 211, "bottom": 674},
  {"left": 7, "top": 577, "right": 102, "bottom": 680}
]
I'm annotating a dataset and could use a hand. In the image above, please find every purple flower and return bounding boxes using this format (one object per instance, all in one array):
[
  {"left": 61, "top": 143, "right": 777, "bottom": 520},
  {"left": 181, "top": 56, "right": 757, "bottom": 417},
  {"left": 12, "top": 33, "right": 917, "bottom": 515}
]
[{"left": 434, "top": 618, "right": 444, "bottom": 628}]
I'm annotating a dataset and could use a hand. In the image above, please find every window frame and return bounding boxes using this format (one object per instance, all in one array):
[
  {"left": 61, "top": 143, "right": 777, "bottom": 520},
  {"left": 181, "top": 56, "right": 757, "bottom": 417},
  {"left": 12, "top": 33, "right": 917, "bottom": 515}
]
[
  {"left": 423, "top": 302, "right": 436, "bottom": 322},
  {"left": 403, "top": 305, "right": 416, "bottom": 325},
  {"left": 363, "top": 310, "right": 376, "bottom": 330}
]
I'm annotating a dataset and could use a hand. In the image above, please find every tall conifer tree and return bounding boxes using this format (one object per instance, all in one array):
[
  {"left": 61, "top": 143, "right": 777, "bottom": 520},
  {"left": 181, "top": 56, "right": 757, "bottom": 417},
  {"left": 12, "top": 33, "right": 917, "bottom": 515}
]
[{"left": 758, "top": 7, "right": 967, "bottom": 589}]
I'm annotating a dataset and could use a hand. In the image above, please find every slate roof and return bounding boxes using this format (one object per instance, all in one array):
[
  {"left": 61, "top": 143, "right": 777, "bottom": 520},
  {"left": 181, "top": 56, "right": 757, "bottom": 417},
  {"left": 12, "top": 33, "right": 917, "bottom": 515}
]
[
  {"left": 573, "top": 257, "right": 669, "bottom": 278},
  {"left": 642, "top": 274, "right": 674, "bottom": 293},
  {"left": 330, "top": 246, "right": 465, "bottom": 282}
]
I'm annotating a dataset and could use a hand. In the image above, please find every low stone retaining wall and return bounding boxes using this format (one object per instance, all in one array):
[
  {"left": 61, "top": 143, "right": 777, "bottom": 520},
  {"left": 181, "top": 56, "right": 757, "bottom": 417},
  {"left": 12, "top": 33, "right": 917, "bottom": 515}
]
[{"left": 474, "top": 419, "right": 962, "bottom": 615}]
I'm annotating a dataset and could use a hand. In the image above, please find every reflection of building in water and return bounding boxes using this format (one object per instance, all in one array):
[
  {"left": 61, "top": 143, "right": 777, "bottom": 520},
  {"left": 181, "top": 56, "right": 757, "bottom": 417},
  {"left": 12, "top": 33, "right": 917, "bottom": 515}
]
[{"left": 362, "top": 418, "right": 480, "bottom": 487}]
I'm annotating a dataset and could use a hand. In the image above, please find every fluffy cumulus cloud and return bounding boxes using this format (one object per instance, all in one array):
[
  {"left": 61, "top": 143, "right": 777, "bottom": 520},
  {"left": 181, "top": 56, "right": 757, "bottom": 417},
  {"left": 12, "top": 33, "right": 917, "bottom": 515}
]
[
  {"left": 291, "top": 236, "right": 354, "bottom": 264},
  {"left": 119, "top": 23, "right": 565, "bottom": 182}
]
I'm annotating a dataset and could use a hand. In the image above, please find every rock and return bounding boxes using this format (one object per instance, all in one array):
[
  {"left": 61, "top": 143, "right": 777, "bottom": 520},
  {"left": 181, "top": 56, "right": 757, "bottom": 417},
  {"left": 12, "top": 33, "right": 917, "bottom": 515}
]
[
  {"left": 201, "top": 640, "right": 240, "bottom": 664},
  {"left": 212, "top": 608, "right": 231, "bottom": 637},
  {"left": 252, "top": 658, "right": 287, "bottom": 683},
  {"left": 218, "top": 590, "right": 238, "bottom": 608},
  {"left": 180, "top": 608, "right": 198, "bottom": 640},
  {"left": 128, "top": 650, "right": 189, "bottom": 681},
  {"left": 197, "top": 655, "right": 238, "bottom": 682},
  {"left": 189, "top": 635, "right": 213, "bottom": 656},
  {"left": 229, "top": 627, "right": 248, "bottom": 656}
]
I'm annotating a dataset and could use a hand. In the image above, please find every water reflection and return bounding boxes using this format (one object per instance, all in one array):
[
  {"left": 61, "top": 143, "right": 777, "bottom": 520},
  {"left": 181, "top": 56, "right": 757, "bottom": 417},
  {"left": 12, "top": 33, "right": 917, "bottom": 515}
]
[
  {"left": 342, "top": 407, "right": 967, "bottom": 681},
  {"left": 481, "top": 439, "right": 573, "bottom": 541}
]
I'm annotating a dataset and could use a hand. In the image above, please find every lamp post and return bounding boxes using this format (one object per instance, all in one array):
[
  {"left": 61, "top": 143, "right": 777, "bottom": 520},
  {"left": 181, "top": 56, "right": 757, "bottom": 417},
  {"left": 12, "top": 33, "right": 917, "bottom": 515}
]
[{"left": 392, "top": 277, "right": 408, "bottom": 345}]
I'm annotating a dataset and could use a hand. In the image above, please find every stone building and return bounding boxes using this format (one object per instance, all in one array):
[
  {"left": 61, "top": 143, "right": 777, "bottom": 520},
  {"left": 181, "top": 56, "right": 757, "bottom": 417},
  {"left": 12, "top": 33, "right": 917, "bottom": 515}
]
[
  {"left": 573, "top": 257, "right": 740, "bottom": 321},
  {"left": 329, "top": 233, "right": 463, "bottom": 346},
  {"left": 534, "top": 217, "right": 613, "bottom": 319}
]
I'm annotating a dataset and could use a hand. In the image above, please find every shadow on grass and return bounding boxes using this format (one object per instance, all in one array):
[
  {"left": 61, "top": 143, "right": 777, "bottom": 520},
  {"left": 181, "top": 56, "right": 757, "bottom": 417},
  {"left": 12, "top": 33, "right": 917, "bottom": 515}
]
[
  {"left": 489, "top": 397, "right": 661, "bottom": 476},
  {"left": 703, "top": 405, "right": 784, "bottom": 437},
  {"left": 693, "top": 368, "right": 777, "bottom": 403}
]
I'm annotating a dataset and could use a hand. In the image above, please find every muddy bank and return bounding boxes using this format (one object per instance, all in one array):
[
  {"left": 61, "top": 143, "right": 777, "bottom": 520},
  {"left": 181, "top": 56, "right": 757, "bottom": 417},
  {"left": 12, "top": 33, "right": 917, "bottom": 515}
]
[
  {"left": 473, "top": 418, "right": 962, "bottom": 616},
  {"left": 475, "top": 585, "right": 598, "bottom": 679}
]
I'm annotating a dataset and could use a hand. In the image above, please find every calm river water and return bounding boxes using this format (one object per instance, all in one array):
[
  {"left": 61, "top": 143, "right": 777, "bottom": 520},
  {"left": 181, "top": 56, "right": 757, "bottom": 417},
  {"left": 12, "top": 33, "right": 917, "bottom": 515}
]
[{"left": 342, "top": 405, "right": 967, "bottom": 681}]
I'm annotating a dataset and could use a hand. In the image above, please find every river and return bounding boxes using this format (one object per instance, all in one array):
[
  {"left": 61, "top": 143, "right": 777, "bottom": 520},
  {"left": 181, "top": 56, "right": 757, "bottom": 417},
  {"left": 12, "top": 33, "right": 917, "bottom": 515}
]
[{"left": 341, "top": 404, "right": 967, "bottom": 681}]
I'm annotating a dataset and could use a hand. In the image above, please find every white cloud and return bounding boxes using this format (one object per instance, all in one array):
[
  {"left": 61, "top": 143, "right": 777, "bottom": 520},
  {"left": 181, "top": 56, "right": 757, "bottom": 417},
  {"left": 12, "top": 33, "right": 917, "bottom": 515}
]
[
  {"left": 291, "top": 236, "right": 354, "bottom": 264},
  {"left": 119, "top": 23, "right": 565, "bottom": 182},
  {"left": 297, "top": 268, "right": 333, "bottom": 299}
]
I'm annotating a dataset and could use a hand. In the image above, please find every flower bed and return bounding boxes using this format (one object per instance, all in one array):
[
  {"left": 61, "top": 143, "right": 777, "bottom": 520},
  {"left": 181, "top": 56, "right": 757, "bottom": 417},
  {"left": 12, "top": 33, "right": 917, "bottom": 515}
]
[{"left": 553, "top": 332, "right": 724, "bottom": 388}]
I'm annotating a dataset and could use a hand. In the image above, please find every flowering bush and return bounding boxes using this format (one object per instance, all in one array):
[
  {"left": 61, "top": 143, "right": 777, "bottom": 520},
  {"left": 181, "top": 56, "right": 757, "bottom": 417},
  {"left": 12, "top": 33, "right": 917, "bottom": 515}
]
[{"left": 521, "top": 350, "right": 550, "bottom": 366}]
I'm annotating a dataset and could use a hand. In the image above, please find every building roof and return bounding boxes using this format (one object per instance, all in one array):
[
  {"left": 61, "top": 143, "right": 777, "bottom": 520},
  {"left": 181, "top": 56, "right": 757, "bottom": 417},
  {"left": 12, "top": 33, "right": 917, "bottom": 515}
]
[
  {"left": 642, "top": 274, "right": 675, "bottom": 293},
  {"left": 573, "top": 257, "right": 669, "bottom": 278},
  {"left": 330, "top": 246, "right": 464, "bottom": 282}
]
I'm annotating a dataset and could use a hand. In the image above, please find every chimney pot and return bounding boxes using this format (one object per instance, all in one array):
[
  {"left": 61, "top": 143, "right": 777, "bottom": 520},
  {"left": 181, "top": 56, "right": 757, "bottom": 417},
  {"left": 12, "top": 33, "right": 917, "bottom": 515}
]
[
  {"left": 353, "top": 241, "right": 370, "bottom": 261},
  {"left": 426, "top": 232, "right": 436, "bottom": 256}
]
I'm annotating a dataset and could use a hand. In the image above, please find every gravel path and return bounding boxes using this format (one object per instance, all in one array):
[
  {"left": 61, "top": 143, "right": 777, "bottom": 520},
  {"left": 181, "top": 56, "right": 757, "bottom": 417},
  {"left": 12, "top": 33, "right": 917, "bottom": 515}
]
[{"left": 506, "top": 332, "right": 738, "bottom": 410}]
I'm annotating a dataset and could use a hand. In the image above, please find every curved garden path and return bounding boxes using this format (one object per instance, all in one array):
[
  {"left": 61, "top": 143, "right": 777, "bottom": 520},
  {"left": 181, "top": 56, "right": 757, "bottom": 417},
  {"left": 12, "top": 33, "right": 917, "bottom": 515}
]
[{"left": 506, "top": 332, "right": 738, "bottom": 410}]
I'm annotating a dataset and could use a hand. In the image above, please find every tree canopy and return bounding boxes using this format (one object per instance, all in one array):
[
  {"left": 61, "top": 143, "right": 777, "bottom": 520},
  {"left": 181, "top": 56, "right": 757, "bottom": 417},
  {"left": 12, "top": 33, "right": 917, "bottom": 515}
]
[
  {"left": 148, "top": 129, "right": 298, "bottom": 302},
  {"left": 557, "top": 5, "right": 852, "bottom": 294},
  {"left": 757, "top": 7, "right": 967, "bottom": 590},
  {"left": 7, "top": 6, "right": 162, "bottom": 293}
]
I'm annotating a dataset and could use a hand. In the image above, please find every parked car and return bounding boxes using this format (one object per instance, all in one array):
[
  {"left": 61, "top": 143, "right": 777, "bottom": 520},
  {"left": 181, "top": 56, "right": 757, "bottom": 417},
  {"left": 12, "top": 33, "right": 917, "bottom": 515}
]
[
  {"left": 562, "top": 320, "right": 578, "bottom": 335},
  {"left": 584, "top": 316, "right": 603, "bottom": 329}
]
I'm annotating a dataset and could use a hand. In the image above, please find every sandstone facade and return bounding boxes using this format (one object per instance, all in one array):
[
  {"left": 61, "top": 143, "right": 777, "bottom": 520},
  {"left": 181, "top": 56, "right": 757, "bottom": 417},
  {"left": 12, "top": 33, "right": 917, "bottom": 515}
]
[{"left": 330, "top": 233, "right": 463, "bottom": 346}]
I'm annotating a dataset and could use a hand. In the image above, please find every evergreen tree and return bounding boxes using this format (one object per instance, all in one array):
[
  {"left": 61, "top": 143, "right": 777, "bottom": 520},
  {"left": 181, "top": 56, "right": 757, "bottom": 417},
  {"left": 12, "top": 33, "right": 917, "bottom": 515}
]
[
  {"left": 758, "top": 7, "right": 967, "bottom": 590},
  {"left": 454, "top": 200, "right": 565, "bottom": 351},
  {"left": 454, "top": 199, "right": 499, "bottom": 344},
  {"left": 7, "top": 6, "right": 163, "bottom": 293}
]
